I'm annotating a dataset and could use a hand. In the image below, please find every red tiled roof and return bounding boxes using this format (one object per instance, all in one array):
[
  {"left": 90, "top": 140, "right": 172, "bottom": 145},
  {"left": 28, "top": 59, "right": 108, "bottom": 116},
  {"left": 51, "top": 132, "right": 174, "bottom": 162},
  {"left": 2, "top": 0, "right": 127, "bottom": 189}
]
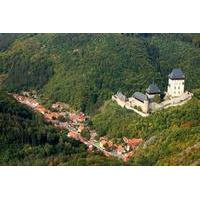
[
  {"left": 123, "top": 137, "right": 143, "bottom": 150},
  {"left": 68, "top": 131, "right": 79, "bottom": 139}
]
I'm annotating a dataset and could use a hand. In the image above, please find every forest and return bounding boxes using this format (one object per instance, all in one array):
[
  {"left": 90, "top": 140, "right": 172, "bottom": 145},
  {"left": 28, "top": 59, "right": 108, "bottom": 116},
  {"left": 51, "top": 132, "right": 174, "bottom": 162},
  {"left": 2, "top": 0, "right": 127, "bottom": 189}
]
[
  {"left": 0, "top": 33, "right": 199, "bottom": 165},
  {"left": 0, "top": 33, "right": 200, "bottom": 113}
]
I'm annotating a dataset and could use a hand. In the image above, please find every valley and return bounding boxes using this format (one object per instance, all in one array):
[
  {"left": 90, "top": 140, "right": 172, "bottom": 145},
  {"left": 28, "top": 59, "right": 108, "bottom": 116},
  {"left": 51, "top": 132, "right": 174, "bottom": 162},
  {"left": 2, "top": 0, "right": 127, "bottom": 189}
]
[
  {"left": 12, "top": 92, "right": 143, "bottom": 162},
  {"left": 0, "top": 33, "right": 200, "bottom": 165}
]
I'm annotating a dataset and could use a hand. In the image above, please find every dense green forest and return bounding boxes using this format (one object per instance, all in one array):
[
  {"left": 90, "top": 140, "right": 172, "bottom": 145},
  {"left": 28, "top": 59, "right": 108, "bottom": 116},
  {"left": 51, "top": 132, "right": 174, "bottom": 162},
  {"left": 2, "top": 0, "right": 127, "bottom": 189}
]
[
  {"left": 1, "top": 33, "right": 200, "bottom": 113},
  {"left": 0, "top": 33, "right": 199, "bottom": 165}
]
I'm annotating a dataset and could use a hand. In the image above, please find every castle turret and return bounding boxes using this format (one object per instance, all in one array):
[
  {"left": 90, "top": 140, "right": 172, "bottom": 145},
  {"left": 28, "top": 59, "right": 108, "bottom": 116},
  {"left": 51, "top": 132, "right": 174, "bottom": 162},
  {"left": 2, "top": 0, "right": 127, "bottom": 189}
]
[
  {"left": 167, "top": 68, "right": 185, "bottom": 97},
  {"left": 146, "top": 83, "right": 161, "bottom": 100}
]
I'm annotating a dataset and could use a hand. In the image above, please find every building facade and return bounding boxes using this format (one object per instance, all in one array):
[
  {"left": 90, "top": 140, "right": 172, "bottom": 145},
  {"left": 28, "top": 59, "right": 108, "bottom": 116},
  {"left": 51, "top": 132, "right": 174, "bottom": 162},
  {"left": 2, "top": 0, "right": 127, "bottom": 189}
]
[
  {"left": 129, "top": 92, "right": 149, "bottom": 113},
  {"left": 167, "top": 68, "right": 185, "bottom": 97}
]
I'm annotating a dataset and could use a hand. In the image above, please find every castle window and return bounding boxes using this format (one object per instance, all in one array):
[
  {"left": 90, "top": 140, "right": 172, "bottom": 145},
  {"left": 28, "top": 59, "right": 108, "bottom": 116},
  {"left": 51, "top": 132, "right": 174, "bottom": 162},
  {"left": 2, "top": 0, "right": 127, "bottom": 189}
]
[{"left": 174, "top": 86, "right": 176, "bottom": 89}]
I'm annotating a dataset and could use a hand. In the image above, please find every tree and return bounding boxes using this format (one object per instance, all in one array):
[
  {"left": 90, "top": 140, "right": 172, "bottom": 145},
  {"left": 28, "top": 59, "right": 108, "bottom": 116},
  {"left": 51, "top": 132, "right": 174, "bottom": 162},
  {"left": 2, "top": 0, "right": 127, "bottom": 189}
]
[
  {"left": 47, "top": 132, "right": 59, "bottom": 145},
  {"left": 153, "top": 94, "right": 161, "bottom": 103},
  {"left": 81, "top": 130, "right": 91, "bottom": 140}
]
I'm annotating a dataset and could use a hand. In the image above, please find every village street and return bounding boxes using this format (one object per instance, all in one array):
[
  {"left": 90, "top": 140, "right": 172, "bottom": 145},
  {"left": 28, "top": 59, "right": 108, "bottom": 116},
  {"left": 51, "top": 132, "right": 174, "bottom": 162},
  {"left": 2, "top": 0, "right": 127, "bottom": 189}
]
[{"left": 12, "top": 93, "right": 143, "bottom": 162}]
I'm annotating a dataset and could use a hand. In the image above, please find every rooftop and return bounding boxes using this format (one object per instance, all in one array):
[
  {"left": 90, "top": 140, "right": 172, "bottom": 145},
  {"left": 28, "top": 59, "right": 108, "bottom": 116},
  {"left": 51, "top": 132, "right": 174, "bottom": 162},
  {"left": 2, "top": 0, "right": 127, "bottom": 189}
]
[
  {"left": 133, "top": 92, "right": 148, "bottom": 102},
  {"left": 146, "top": 83, "right": 161, "bottom": 94},
  {"left": 168, "top": 68, "right": 185, "bottom": 80},
  {"left": 116, "top": 91, "right": 127, "bottom": 102}
]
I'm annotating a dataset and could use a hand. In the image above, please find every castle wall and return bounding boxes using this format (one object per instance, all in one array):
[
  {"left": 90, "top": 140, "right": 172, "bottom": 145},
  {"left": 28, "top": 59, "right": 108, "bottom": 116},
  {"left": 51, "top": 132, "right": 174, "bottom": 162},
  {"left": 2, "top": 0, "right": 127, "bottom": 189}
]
[
  {"left": 112, "top": 95, "right": 126, "bottom": 107},
  {"left": 129, "top": 97, "right": 149, "bottom": 113},
  {"left": 146, "top": 93, "right": 155, "bottom": 99}
]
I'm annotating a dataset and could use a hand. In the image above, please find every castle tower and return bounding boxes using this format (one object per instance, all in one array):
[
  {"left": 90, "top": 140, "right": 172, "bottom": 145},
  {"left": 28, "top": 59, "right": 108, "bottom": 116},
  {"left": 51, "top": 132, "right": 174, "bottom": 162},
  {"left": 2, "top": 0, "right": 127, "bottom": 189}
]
[
  {"left": 167, "top": 68, "right": 185, "bottom": 97},
  {"left": 146, "top": 83, "right": 161, "bottom": 100}
]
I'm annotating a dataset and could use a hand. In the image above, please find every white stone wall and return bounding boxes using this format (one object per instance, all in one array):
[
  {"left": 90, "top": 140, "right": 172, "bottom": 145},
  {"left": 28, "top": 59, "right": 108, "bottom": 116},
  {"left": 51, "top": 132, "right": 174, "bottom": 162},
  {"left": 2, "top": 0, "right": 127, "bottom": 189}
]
[
  {"left": 128, "top": 97, "right": 149, "bottom": 113},
  {"left": 149, "top": 102, "right": 162, "bottom": 111},
  {"left": 112, "top": 95, "right": 126, "bottom": 107},
  {"left": 143, "top": 100, "right": 149, "bottom": 113},
  {"left": 167, "top": 79, "right": 184, "bottom": 97},
  {"left": 146, "top": 93, "right": 155, "bottom": 99}
]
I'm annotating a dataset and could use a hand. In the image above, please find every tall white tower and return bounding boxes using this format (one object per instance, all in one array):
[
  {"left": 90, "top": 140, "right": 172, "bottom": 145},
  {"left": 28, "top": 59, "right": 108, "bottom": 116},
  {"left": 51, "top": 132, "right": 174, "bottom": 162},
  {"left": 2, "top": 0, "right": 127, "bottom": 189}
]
[{"left": 167, "top": 68, "right": 185, "bottom": 97}]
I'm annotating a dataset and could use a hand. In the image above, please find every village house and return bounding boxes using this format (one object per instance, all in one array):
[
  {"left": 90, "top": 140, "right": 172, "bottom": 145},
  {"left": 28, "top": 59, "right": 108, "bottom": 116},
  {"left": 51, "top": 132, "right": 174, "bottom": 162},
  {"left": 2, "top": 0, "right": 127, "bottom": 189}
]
[
  {"left": 68, "top": 131, "right": 79, "bottom": 140},
  {"left": 123, "top": 137, "right": 143, "bottom": 151},
  {"left": 69, "top": 112, "right": 86, "bottom": 124},
  {"left": 123, "top": 151, "right": 134, "bottom": 162},
  {"left": 13, "top": 94, "right": 39, "bottom": 109},
  {"left": 51, "top": 102, "right": 69, "bottom": 111},
  {"left": 88, "top": 145, "right": 93, "bottom": 152},
  {"left": 116, "top": 145, "right": 125, "bottom": 155},
  {"left": 44, "top": 112, "right": 60, "bottom": 120},
  {"left": 77, "top": 125, "right": 85, "bottom": 133},
  {"left": 99, "top": 139, "right": 107, "bottom": 149},
  {"left": 21, "top": 91, "right": 30, "bottom": 96},
  {"left": 55, "top": 122, "right": 68, "bottom": 129},
  {"left": 36, "top": 105, "right": 47, "bottom": 115},
  {"left": 99, "top": 137, "right": 114, "bottom": 150},
  {"left": 77, "top": 112, "right": 86, "bottom": 122}
]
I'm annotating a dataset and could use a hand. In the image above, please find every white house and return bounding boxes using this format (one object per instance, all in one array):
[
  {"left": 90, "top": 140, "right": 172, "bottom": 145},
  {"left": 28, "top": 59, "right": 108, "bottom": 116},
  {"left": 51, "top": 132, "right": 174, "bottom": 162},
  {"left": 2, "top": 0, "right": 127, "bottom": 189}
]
[{"left": 167, "top": 68, "right": 185, "bottom": 97}]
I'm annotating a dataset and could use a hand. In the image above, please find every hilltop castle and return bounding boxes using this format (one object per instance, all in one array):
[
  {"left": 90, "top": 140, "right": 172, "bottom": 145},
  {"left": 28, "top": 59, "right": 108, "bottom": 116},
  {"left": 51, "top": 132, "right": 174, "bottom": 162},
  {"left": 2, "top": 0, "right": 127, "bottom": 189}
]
[{"left": 112, "top": 68, "right": 193, "bottom": 116}]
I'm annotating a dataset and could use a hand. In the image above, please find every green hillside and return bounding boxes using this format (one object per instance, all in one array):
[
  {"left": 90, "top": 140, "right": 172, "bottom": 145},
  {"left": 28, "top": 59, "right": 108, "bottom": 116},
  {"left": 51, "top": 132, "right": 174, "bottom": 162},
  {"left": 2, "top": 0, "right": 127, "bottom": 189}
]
[
  {"left": 0, "top": 90, "right": 122, "bottom": 165},
  {"left": 0, "top": 33, "right": 199, "bottom": 165},
  {"left": 92, "top": 95, "right": 200, "bottom": 165},
  {"left": 1, "top": 33, "right": 200, "bottom": 113}
]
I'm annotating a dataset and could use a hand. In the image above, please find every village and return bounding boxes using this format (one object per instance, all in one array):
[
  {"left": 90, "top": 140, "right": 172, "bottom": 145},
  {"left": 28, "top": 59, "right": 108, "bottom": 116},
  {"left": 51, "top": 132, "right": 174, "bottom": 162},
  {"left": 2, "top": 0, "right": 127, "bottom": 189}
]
[
  {"left": 10, "top": 68, "right": 194, "bottom": 161},
  {"left": 12, "top": 92, "right": 143, "bottom": 162},
  {"left": 112, "top": 68, "right": 193, "bottom": 117}
]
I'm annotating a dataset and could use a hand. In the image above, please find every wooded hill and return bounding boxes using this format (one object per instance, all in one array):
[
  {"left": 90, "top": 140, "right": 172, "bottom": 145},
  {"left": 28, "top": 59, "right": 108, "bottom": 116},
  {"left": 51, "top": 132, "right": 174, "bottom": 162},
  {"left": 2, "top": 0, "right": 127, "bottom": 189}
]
[
  {"left": 92, "top": 91, "right": 200, "bottom": 165},
  {"left": 0, "top": 33, "right": 200, "bottom": 114},
  {"left": 0, "top": 33, "right": 199, "bottom": 165}
]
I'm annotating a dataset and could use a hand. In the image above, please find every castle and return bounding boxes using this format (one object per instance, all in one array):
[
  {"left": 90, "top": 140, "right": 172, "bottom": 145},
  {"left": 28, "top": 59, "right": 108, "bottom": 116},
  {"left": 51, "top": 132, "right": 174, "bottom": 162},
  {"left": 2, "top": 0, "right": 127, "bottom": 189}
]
[{"left": 112, "top": 68, "right": 193, "bottom": 116}]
